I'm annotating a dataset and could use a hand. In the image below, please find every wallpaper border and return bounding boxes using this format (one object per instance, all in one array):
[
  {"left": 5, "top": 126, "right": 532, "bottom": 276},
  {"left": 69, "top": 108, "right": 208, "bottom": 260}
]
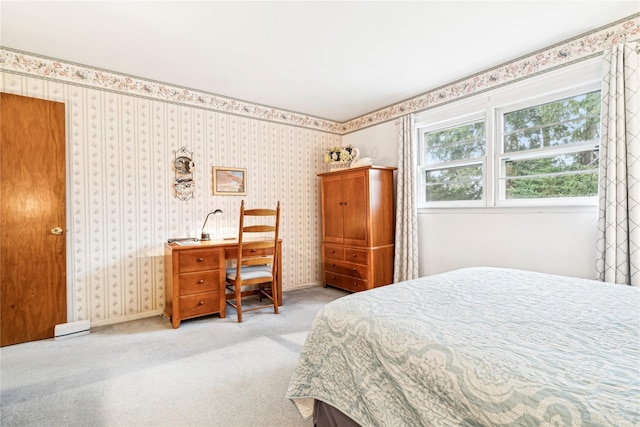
[
  {"left": 340, "top": 14, "right": 640, "bottom": 134},
  {"left": 0, "top": 48, "right": 343, "bottom": 134},
  {"left": 1, "top": 14, "right": 638, "bottom": 135}
]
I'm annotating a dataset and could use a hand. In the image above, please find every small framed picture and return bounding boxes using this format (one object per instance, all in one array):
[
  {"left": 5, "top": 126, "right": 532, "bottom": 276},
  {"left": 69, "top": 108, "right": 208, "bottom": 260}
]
[{"left": 213, "top": 167, "right": 247, "bottom": 195}]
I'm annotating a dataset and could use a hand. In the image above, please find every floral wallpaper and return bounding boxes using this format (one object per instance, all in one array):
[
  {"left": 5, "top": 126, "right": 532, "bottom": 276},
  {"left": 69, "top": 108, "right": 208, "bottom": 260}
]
[
  {"left": 0, "top": 73, "right": 339, "bottom": 325},
  {"left": 0, "top": 14, "right": 637, "bottom": 326}
]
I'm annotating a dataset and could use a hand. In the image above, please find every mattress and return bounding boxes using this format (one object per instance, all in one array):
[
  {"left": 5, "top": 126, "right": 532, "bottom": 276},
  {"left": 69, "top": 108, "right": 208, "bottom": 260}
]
[{"left": 286, "top": 267, "right": 640, "bottom": 426}]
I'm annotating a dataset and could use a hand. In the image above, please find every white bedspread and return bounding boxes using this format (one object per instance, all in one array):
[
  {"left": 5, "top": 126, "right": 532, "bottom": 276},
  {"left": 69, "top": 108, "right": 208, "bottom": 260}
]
[{"left": 286, "top": 267, "right": 640, "bottom": 426}]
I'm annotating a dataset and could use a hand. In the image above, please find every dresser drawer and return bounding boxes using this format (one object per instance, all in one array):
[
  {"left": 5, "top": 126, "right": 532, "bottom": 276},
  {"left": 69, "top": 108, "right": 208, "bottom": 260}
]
[
  {"left": 178, "top": 249, "right": 222, "bottom": 273},
  {"left": 323, "top": 245, "right": 343, "bottom": 260},
  {"left": 343, "top": 248, "right": 368, "bottom": 265},
  {"left": 324, "top": 272, "right": 368, "bottom": 292},
  {"left": 324, "top": 260, "right": 368, "bottom": 279},
  {"left": 179, "top": 270, "right": 221, "bottom": 296},
  {"left": 179, "top": 292, "right": 220, "bottom": 319}
]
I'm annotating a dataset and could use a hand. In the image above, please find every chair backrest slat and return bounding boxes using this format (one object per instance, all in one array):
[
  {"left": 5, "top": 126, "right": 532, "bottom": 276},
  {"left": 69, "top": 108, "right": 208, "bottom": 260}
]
[
  {"left": 244, "top": 208, "right": 277, "bottom": 216},
  {"left": 243, "top": 225, "right": 276, "bottom": 233}
]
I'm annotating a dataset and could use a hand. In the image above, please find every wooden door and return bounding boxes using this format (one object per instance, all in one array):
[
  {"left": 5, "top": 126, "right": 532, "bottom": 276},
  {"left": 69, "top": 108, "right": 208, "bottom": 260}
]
[
  {"left": 341, "top": 170, "right": 368, "bottom": 247},
  {"left": 320, "top": 174, "right": 345, "bottom": 244},
  {"left": 1, "top": 93, "right": 67, "bottom": 347}
]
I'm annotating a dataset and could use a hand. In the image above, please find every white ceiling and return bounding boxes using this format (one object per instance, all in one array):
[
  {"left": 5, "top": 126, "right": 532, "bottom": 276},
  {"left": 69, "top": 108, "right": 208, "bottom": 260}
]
[{"left": 1, "top": 1, "right": 638, "bottom": 122}]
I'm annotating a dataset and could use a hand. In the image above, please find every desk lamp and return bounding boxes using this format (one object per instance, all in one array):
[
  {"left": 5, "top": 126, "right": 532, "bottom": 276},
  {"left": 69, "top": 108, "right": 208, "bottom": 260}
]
[{"left": 200, "top": 209, "right": 223, "bottom": 241}]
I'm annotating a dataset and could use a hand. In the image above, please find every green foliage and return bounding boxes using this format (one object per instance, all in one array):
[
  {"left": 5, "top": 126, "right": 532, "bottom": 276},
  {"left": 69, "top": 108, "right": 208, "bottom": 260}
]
[
  {"left": 425, "top": 121, "right": 485, "bottom": 163},
  {"left": 504, "top": 91, "right": 601, "bottom": 152},
  {"left": 506, "top": 173, "right": 598, "bottom": 199},
  {"left": 423, "top": 120, "right": 485, "bottom": 201},
  {"left": 423, "top": 91, "right": 601, "bottom": 202},
  {"left": 425, "top": 165, "right": 483, "bottom": 201}
]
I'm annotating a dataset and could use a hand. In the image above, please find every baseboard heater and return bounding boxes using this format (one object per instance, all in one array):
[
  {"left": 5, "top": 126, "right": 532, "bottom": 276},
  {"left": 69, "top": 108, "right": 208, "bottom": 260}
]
[{"left": 54, "top": 320, "right": 91, "bottom": 340}]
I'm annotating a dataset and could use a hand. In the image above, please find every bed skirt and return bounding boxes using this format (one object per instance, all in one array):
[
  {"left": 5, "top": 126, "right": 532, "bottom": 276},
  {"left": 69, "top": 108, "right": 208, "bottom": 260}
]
[{"left": 314, "top": 400, "right": 361, "bottom": 427}]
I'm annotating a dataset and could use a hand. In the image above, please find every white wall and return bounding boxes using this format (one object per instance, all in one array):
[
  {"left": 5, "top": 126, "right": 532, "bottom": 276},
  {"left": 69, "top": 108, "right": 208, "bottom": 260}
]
[
  {"left": 342, "top": 120, "right": 398, "bottom": 168},
  {"left": 418, "top": 208, "right": 598, "bottom": 279}
]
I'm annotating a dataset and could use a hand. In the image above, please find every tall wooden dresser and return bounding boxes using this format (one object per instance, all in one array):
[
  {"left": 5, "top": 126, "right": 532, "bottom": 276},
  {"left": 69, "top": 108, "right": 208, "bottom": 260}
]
[{"left": 319, "top": 166, "right": 396, "bottom": 292}]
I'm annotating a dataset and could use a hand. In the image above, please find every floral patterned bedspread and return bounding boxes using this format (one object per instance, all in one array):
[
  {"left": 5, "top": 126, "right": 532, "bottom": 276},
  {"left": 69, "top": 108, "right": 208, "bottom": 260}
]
[{"left": 286, "top": 267, "right": 640, "bottom": 427}]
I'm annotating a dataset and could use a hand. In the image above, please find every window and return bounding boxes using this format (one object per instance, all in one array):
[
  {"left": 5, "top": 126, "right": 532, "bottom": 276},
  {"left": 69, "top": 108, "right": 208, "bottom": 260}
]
[
  {"left": 497, "top": 91, "right": 600, "bottom": 203},
  {"left": 416, "top": 61, "right": 602, "bottom": 208},
  {"left": 421, "top": 117, "right": 485, "bottom": 203}
]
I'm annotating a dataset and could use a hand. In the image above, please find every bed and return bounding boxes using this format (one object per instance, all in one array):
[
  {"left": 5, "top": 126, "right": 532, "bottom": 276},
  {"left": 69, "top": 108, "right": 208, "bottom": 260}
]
[{"left": 286, "top": 267, "right": 640, "bottom": 427}]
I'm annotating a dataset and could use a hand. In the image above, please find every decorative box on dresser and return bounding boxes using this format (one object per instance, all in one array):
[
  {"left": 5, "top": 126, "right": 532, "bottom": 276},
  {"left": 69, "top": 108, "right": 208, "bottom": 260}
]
[
  {"left": 319, "top": 165, "right": 396, "bottom": 292},
  {"left": 164, "top": 243, "right": 226, "bottom": 328}
]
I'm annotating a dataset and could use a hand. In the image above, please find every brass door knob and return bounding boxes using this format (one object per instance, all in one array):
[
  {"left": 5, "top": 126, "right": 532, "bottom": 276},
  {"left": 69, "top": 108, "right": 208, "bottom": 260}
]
[{"left": 51, "top": 227, "right": 63, "bottom": 235}]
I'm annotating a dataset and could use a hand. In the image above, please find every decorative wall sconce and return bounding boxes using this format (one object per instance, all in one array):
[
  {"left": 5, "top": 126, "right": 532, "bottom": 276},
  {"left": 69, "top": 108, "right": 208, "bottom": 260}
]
[{"left": 174, "top": 147, "right": 194, "bottom": 201}]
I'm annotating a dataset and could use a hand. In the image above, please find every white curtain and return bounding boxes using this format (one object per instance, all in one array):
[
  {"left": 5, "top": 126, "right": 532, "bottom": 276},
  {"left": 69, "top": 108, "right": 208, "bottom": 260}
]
[
  {"left": 595, "top": 42, "right": 640, "bottom": 286},
  {"left": 393, "top": 114, "right": 419, "bottom": 282}
]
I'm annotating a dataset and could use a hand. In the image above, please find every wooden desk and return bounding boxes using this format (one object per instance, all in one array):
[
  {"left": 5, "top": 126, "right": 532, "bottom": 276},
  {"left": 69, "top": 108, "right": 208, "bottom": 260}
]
[{"left": 164, "top": 239, "right": 283, "bottom": 328}]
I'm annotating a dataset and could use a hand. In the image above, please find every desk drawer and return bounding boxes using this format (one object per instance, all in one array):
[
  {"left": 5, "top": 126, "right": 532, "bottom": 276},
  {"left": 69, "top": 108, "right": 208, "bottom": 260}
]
[
  {"left": 324, "top": 272, "right": 368, "bottom": 292},
  {"left": 324, "top": 260, "right": 368, "bottom": 280},
  {"left": 179, "top": 292, "right": 220, "bottom": 318},
  {"left": 178, "top": 249, "right": 222, "bottom": 273},
  {"left": 179, "top": 270, "right": 221, "bottom": 296},
  {"left": 225, "top": 246, "right": 274, "bottom": 259}
]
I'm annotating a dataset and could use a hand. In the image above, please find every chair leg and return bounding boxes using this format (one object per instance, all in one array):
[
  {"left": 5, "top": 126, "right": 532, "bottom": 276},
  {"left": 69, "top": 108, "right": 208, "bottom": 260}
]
[
  {"left": 272, "top": 282, "right": 279, "bottom": 314},
  {"left": 235, "top": 283, "right": 243, "bottom": 323},
  {"left": 260, "top": 283, "right": 278, "bottom": 314}
]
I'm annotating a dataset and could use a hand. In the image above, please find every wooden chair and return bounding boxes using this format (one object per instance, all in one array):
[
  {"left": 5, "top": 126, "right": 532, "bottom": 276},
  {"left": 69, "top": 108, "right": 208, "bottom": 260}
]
[{"left": 225, "top": 200, "right": 280, "bottom": 322}]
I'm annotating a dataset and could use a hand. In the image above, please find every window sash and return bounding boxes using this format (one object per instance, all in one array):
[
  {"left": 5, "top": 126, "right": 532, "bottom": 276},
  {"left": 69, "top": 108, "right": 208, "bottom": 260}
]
[
  {"left": 423, "top": 162, "right": 484, "bottom": 202},
  {"left": 501, "top": 90, "right": 601, "bottom": 154},
  {"left": 417, "top": 114, "right": 486, "bottom": 206},
  {"left": 496, "top": 89, "right": 600, "bottom": 204},
  {"left": 422, "top": 119, "right": 486, "bottom": 165}
]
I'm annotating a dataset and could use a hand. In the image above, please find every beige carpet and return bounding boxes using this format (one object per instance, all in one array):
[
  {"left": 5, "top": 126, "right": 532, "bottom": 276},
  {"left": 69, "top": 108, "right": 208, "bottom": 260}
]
[{"left": 0, "top": 286, "right": 348, "bottom": 427}]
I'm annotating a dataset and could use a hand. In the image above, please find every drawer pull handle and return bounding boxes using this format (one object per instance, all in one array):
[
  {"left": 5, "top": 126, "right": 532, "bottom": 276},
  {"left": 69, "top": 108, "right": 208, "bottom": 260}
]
[
  {"left": 199, "top": 300, "right": 205, "bottom": 305},
  {"left": 352, "top": 253, "right": 357, "bottom": 257},
  {"left": 197, "top": 257, "right": 204, "bottom": 262},
  {"left": 331, "top": 250, "right": 335, "bottom": 254},
  {"left": 251, "top": 249, "right": 256, "bottom": 253},
  {"left": 352, "top": 267, "right": 357, "bottom": 271},
  {"left": 331, "top": 276, "right": 336, "bottom": 280},
  {"left": 198, "top": 279, "right": 204, "bottom": 284}
]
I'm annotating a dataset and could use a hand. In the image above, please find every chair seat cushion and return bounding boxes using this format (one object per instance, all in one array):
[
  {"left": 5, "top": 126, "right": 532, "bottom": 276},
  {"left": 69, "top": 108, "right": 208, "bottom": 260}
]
[{"left": 226, "top": 265, "right": 273, "bottom": 281}]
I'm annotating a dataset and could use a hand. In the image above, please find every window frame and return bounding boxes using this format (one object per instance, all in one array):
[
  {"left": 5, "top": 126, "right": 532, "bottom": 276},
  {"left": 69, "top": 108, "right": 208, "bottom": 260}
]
[
  {"left": 494, "top": 82, "right": 601, "bottom": 207},
  {"left": 414, "top": 58, "right": 602, "bottom": 209},
  {"left": 417, "top": 112, "right": 487, "bottom": 207}
]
